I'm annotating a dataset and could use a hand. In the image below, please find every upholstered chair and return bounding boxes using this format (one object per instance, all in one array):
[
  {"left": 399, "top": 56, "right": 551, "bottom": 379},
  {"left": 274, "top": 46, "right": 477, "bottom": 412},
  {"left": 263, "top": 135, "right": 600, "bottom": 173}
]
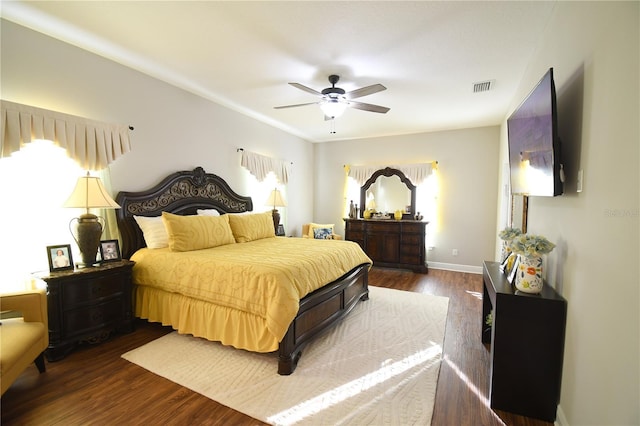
[
  {"left": 301, "top": 223, "right": 342, "bottom": 240},
  {"left": 1, "top": 289, "right": 49, "bottom": 395}
]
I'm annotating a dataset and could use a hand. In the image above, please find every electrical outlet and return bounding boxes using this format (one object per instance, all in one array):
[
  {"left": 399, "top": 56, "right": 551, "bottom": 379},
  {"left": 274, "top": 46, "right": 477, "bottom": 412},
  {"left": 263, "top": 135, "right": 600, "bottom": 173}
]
[
  {"left": 452, "top": 249, "right": 459, "bottom": 256},
  {"left": 428, "top": 246, "right": 434, "bottom": 251}
]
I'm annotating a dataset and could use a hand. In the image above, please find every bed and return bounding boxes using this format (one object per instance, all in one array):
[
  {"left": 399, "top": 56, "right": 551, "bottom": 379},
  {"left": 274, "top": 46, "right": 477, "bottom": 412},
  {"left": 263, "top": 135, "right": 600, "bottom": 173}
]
[{"left": 115, "top": 166, "right": 372, "bottom": 375}]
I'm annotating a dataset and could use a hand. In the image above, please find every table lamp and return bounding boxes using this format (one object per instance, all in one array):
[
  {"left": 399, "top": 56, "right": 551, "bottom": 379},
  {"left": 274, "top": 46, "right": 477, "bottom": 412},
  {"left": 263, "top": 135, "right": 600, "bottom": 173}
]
[
  {"left": 266, "top": 188, "right": 286, "bottom": 234},
  {"left": 63, "top": 172, "right": 120, "bottom": 267}
]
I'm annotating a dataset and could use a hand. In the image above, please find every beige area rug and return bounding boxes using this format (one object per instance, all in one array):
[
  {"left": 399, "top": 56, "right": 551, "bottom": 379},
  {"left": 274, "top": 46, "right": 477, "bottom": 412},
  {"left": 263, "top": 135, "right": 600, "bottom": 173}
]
[{"left": 122, "top": 286, "right": 449, "bottom": 425}]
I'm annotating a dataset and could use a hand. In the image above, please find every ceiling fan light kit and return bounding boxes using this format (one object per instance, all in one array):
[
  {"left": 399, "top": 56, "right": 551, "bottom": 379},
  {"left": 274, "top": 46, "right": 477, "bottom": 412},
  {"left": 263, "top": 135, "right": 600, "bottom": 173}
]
[
  {"left": 275, "top": 74, "right": 389, "bottom": 123},
  {"left": 320, "top": 98, "right": 348, "bottom": 118}
]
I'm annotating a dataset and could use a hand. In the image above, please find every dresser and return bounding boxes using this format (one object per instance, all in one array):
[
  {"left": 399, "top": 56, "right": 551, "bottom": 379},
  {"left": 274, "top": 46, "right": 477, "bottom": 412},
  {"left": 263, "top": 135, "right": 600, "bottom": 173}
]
[
  {"left": 36, "top": 260, "right": 135, "bottom": 361},
  {"left": 344, "top": 219, "right": 427, "bottom": 273}
]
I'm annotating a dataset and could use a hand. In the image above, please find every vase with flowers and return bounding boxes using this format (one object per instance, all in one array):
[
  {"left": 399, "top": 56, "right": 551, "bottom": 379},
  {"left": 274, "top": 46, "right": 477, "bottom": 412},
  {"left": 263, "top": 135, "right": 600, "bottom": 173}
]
[{"left": 509, "top": 234, "right": 556, "bottom": 294}]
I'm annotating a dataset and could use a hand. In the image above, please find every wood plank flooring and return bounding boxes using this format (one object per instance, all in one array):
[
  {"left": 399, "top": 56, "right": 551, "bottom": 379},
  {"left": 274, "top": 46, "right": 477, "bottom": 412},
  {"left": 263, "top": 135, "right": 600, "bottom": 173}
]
[{"left": 1, "top": 267, "right": 553, "bottom": 425}]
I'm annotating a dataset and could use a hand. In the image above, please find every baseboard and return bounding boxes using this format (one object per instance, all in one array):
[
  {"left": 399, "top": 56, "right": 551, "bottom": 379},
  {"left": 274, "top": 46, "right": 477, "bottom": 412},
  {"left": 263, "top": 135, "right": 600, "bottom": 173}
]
[{"left": 428, "top": 262, "right": 483, "bottom": 274}]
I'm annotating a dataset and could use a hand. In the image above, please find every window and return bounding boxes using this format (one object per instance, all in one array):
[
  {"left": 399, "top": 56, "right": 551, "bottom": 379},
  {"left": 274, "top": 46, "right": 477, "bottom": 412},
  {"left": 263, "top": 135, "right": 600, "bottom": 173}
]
[{"left": 0, "top": 141, "right": 83, "bottom": 290}]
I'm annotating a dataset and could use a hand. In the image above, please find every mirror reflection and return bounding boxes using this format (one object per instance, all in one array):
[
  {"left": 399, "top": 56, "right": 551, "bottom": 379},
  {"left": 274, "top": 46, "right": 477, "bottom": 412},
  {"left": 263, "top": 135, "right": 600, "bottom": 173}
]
[
  {"left": 365, "top": 175, "right": 411, "bottom": 213},
  {"left": 360, "top": 167, "right": 417, "bottom": 219}
]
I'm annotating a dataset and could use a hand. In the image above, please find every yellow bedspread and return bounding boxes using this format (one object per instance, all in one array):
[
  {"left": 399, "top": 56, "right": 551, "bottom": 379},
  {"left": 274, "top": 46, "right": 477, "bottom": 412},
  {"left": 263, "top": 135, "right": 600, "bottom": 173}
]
[{"left": 131, "top": 237, "right": 372, "bottom": 350}]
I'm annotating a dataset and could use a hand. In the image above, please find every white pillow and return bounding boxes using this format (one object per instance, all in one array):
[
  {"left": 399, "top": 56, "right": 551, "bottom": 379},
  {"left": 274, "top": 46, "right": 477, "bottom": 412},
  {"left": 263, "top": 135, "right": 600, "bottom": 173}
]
[
  {"left": 133, "top": 215, "right": 169, "bottom": 249},
  {"left": 196, "top": 209, "right": 221, "bottom": 217}
]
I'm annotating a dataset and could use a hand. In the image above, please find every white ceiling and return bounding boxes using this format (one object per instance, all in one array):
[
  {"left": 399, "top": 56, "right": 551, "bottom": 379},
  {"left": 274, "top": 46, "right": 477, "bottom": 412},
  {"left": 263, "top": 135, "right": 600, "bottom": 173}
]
[{"left": 2, "top": 1, "right": 557, "bottom": 143}]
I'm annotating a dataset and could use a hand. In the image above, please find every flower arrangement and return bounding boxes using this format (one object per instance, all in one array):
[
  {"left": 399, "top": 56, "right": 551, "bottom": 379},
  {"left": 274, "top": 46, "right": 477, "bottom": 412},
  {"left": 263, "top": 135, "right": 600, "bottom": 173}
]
[
  {"left": 498, "top": 227, "right": 522, "bottom": 241},
  {"left": 510, "top": 234, "right": 556, "bottom": 258}
]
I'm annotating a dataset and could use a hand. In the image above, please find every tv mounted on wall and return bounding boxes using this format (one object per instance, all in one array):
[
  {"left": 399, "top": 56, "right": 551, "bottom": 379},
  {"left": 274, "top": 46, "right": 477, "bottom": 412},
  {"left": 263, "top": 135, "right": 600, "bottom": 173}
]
[{"left": 507, "top": 68, "right": 563, "bottom": 197}]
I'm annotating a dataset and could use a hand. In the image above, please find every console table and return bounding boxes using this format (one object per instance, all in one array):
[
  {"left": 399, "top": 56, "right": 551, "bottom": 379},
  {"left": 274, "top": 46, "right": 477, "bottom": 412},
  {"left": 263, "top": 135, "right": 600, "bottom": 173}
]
[
  {"left": 344, "top": 219, "right": 427, "bottom": 273},
  {"left": 482, "top": 261, "right": 567, "bottom": 422}
]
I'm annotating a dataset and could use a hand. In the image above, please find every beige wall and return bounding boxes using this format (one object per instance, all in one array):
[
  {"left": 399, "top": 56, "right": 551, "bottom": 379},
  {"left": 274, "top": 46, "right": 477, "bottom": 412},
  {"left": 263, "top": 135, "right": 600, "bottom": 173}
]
[
  {"left": 3, "top": 2, "right": 639, "bottom": 423},
  {"left": 1, "top": 20, "right": 314, "bottom": 237},
  {"left": 314, "top": 126, "right": 500, "bottom": 271},
  {"left": 495, "top": 2, "right": 639, "bottom": 424}
]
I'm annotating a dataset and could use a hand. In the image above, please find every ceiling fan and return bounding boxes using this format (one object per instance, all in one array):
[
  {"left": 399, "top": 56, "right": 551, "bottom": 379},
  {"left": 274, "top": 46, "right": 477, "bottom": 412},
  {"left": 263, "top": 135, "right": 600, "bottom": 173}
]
[{"left": 274, "top": 75, "right": 390, "bottom": 119}]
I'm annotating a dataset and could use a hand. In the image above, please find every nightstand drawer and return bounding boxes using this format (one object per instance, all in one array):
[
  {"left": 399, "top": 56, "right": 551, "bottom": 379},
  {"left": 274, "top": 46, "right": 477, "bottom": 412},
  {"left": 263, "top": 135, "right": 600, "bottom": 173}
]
[
  {"left": 63, "top": 274, "right": 125, "bottom": 306},
  {"left": 64, "top": 299, "right": 124, "bottom": 339}
]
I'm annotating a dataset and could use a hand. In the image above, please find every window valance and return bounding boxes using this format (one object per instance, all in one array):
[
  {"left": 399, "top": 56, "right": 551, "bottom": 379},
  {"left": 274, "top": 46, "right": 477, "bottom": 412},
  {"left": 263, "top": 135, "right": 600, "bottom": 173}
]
[
  {"left": 1, "top": 100, "right": 132, "bottom": 170},
  {"left": 240, "top": 149, "right": 291, "bottom": 184},
  {"left": 347, "top": 162, "right": 437, "bottom": 186}
]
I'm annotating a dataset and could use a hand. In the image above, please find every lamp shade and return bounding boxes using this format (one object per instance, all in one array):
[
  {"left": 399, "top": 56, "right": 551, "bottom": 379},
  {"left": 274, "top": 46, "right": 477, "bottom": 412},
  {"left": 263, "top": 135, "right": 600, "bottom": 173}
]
[
  {"left": 266, "top": 188, "right": 287, "bottom": 208},
  {"left": 320, "top": 99, "right": 347, "bottom": 118},
  {"left": 63, "top": 173, "right": 120, "bottom": 213}
]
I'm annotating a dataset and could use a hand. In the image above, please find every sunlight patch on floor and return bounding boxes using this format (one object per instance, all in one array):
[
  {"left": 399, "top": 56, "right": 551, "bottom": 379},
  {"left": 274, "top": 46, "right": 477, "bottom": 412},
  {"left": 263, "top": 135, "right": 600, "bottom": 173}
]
[
  {"left": 466, "top": 290, "right": 483, "bottom": 300},
  {"left": 443, "top": 355, "right": 506, "bottom": 425},
  {"left": 267, "top": 344, "right": 442, "bottom": 426}
]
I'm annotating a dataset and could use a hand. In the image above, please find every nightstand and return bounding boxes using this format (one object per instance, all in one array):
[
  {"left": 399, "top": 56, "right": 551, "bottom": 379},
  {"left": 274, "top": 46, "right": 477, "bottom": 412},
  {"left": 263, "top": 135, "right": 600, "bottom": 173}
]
[{"left": 35, "top": 260, "right": 135, "bottom": 361}]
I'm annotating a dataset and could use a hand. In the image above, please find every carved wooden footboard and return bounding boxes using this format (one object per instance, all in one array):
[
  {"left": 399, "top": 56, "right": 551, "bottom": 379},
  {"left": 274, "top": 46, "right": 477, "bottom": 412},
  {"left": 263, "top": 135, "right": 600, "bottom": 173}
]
[
  {"left": 279, "top": 263, "right": 369, "bottom": 375},
  {"left": 116, "top": 166, "right": 369, "bottom": 375}
]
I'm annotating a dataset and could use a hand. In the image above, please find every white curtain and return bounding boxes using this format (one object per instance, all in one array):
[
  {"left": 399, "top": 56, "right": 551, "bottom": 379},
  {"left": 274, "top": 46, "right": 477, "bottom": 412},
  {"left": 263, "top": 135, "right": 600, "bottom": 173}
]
[
  {"left": 1, "top": 100, "right": 131, "bottom": 170},
  {"left": 240, "top": 149, "right": 291, "bottom": 184},
  {"left": 348, "top": 162, "right": 436, "bottom": 186}
]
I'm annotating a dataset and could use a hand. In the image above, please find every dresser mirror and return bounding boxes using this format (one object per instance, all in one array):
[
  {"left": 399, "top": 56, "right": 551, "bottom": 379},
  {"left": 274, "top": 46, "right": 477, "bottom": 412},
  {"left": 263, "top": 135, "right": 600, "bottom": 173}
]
[{"left": 360, "top": 167, "right": 416, "bottom": 219}]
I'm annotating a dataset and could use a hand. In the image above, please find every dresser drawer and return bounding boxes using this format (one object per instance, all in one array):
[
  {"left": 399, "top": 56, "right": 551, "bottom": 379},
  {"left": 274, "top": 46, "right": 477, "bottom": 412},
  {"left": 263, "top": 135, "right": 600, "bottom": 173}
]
[
  {"left": 62, "top": 273, "right": 126, "bottom": 307},
  {"left": 346, "top": 220, "right": 365, "bottom": 231},
  {"left": 369, "top": 221, "right": 400, "bottom": 233},
  {"left": 402, "top": 222, "right": 425, "bottom": 234},
  {"left": 63, "top": 299, "right": 124, "bottom": 339}
]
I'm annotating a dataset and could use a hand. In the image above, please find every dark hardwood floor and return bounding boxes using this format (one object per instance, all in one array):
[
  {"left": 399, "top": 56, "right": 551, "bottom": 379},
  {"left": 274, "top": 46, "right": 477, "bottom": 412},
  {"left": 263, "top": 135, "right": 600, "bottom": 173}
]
[{"left": 2, "top": 267, "right": 553, "bottom": 425}]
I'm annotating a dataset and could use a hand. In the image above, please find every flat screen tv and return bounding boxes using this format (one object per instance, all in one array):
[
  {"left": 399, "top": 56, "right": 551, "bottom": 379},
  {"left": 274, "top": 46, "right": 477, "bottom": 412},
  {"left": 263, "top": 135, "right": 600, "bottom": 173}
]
[{"left": 507, "top": 68, "right": 563, "bottom": 197}]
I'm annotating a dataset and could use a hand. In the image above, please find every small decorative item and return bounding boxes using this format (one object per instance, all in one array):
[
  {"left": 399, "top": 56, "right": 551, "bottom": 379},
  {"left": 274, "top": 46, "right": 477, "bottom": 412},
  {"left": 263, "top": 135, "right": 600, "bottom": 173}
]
[
  {"left": 349, "top": 200, "right": 355, "bottom": 218},
  {"left": 394, "top": 210, "right": 403, "bottom": 220},
  {"left": 47, "top": 244, "right": 74, "bottom": 272},
  {"left": 414, "top": 212, "right": 423, "bottom": 221},
  {"left": 509, "top": 234, "right": 556, "bottom": 293},
  {"left": 99, "top": 239, "right": 121, "bottom": 262},
  {"left": 363, "top": 209, "right": 372, "bottom": 219}
]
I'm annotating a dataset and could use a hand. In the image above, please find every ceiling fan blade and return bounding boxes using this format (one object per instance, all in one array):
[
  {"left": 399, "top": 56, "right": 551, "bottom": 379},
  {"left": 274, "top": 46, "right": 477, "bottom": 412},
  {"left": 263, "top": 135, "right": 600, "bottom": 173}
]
[
  {"left": 289, "top": 82, "right": 322, "bottom": 96},
  {"left": 349, "top": 101, "right": 390, "bottom": 114},
  {"left": 345, "top": 84, "right": 387, "bottom": 99},
  {"left": 274, "top": 102, "right": 319, "bottom": 109}
]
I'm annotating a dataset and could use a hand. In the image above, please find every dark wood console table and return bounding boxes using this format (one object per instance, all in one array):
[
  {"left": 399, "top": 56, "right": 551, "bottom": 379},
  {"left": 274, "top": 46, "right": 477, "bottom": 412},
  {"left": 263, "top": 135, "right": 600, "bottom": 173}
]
[
  {"left": 482, "top": 261, "right": 567, "bottom": 422},
  {"left": 344, "top": 219, "right": 427, "bottom": 273}
]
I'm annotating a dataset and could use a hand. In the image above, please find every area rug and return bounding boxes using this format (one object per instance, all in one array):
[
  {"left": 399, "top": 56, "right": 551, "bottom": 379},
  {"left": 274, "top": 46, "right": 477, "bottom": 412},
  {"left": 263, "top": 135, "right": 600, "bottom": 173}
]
[{"left": 122, "top": 286, "right": 449, "bottom": 425}]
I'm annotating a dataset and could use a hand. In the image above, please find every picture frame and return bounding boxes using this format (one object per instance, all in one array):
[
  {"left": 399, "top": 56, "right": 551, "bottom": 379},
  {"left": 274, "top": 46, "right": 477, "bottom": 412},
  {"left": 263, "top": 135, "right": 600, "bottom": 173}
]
[
  {"left": 99, "top": 239, "right": 121, "bottom": 263},
  {"left": 47, "top": 244, "right": 74, "bottom": 272},
  {"left": 507, "top": 255, "right": 521, "bottom": 285}
]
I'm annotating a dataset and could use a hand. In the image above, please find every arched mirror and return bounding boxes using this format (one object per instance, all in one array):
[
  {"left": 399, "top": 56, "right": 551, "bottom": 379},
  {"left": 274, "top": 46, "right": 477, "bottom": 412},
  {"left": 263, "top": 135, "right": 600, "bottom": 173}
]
[{"left": 360, "top": 167, "right": 416, "bottom": 219}]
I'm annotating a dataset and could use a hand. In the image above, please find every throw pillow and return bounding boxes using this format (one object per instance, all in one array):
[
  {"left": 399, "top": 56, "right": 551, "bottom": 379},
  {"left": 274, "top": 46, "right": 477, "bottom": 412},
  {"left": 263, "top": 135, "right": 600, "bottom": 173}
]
[
  {"left": 161, "top": 212, "right": 235, "bottom": 252},
  {"left": 228, "top": 211, "right": 275, "bottom": 243},
  {"left": 134, "top": 215, "right": 169, "bottom": 249},
  {"left": 313, "top": 227, "right": 334, "bottom": 239}
]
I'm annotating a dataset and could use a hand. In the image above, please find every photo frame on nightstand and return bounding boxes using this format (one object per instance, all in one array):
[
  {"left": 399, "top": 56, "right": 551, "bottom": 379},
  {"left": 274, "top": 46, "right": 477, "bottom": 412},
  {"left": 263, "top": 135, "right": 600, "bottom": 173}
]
[
  {"left": 99, "top": 239, "right": 121, "bottom": 263},
  {"left": 47, "top": 244, "right": 74, "bottom": 272}
]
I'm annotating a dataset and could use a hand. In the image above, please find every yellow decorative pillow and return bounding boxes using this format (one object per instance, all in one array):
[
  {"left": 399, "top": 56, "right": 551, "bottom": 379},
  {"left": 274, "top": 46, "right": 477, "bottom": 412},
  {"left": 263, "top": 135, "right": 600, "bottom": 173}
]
[
  {"left": 161, "top": 212, "right": 235, "bottom": 252},
  {"left": 308, "top": 223, "right": 335, "bottom": 238},
  {"left": 228, "top": 211, "right": 275, "bottom": 243}
]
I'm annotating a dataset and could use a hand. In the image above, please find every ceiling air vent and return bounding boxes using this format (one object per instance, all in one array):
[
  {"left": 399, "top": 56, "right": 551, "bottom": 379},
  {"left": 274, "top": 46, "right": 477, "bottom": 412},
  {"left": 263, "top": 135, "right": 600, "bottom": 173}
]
[{"left": 473, "top": 80, "right": 494, "bottom": 93}]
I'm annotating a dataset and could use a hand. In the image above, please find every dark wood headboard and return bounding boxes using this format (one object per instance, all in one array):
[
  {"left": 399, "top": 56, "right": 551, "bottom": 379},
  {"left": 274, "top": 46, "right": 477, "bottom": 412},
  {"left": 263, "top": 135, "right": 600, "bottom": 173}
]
[{"left": 115, "top": 166, "right": 253, "bottom": 259}]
